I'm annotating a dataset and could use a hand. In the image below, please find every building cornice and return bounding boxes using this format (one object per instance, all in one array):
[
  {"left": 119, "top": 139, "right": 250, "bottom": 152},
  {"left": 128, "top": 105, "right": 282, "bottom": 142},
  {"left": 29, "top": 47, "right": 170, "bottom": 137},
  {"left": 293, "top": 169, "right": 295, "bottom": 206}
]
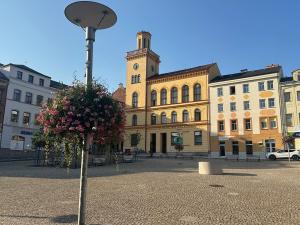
[{"left": 147, "top": 70, "right": 208, "bottom": 84}]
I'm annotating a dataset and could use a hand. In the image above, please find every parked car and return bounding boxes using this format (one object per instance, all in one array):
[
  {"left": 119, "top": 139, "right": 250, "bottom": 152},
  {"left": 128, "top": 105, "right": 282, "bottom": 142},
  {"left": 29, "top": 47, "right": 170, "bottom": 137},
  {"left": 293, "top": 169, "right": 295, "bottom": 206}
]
[{"left": 266, "top": 149, "right": 300, "bottom": 161}]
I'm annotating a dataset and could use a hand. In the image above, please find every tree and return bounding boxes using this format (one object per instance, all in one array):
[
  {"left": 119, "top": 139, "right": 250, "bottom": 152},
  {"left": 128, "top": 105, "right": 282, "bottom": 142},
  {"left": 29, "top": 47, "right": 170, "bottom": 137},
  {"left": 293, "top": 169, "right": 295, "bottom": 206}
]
[{"left": 36, "top": 81, "right": 126, "bottom": 164}]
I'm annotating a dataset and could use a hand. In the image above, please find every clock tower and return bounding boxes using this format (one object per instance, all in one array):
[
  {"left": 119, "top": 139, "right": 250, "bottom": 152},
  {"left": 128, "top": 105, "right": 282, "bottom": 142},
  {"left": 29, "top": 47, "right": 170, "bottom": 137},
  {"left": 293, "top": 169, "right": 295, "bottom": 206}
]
[{"left": 125, "top": 31, "right": 160, "bottom": 151}]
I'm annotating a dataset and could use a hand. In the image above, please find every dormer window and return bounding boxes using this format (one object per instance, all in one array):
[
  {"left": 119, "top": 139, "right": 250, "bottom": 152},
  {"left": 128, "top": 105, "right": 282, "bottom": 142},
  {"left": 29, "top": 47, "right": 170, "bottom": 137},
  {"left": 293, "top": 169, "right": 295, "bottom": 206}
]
[
  {"left": 28, "top": 75, "right": 34, "bottom": 83},
  {"left": 17, "top": 71, "right": 23, "bottom": 80},
  {"left": 39, "top": 78, "right": 44, "bottom": 86}
]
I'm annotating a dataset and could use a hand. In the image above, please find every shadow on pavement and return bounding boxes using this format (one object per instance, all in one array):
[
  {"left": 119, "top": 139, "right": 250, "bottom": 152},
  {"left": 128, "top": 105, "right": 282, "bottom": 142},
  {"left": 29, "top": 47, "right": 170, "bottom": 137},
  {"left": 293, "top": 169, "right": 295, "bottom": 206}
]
[
  {"left": 51, "top": 214, "right": 77, "bottom": 223},
  {"left": 0, "top": 158, "right": 298, "bottom": 179}
]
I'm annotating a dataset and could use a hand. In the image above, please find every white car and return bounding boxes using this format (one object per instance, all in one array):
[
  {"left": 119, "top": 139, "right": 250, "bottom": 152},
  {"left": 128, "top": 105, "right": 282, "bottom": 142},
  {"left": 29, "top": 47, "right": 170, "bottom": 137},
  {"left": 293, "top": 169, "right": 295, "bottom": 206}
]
[{"left": 266, "top": 149, "right": 300, "bottom": 161}]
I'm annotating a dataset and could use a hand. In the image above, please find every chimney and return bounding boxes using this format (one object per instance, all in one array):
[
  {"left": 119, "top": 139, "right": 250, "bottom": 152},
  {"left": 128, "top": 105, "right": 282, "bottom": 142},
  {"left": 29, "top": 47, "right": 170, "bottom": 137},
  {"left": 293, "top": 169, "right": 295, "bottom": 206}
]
[
  {"left": 266, "top": 64, "right": 279, "bottom": 68},
  {"left": 118, "top": 83, "right": 124, "bottom": 89}
]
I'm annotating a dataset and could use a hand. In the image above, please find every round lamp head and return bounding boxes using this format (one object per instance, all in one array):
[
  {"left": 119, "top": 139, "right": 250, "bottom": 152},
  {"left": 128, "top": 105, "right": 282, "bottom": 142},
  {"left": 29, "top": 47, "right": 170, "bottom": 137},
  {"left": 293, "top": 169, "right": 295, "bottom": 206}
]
[{"left": 65, "top": 1, "right": 117, "bottom": 30}]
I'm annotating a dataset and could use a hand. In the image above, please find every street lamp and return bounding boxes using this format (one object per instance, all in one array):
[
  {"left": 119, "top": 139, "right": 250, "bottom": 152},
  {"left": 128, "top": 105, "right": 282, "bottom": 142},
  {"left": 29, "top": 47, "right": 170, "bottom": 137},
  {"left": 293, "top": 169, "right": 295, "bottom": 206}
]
[{"left": 64, "top": 2, "right": 117, "bottom": 225}]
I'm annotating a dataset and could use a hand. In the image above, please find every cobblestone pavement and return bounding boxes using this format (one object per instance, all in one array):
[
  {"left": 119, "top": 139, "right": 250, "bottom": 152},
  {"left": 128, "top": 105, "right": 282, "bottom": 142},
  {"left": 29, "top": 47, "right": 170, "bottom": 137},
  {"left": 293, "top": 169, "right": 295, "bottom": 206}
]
[{"left": 0, "top": 159, "right": 299, "bottom": 225}]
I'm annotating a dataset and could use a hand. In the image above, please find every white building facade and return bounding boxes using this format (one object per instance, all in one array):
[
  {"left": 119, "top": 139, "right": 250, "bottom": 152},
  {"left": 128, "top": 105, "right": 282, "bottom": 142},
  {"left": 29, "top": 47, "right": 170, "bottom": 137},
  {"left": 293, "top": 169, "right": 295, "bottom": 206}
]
[
  {"left": 0, "top": 64, "right": 64, "bottom": 150},
  {"left": 209, "top": 66, "right": 285, "bottom": 159}
]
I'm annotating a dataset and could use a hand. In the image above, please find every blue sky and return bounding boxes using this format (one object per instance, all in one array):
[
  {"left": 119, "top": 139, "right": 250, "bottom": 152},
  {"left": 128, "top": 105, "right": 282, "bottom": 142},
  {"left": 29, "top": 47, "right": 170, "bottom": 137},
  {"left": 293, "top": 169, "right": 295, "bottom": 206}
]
[{"left": 0, "top": 0, "right": 299, "bottom": 91}]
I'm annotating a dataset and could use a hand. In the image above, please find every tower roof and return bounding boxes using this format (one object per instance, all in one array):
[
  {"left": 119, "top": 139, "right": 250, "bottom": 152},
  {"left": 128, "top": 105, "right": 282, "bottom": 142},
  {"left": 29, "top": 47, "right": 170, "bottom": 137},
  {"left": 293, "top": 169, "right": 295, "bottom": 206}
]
[{"left": 137, "top": 31, "right": 151, "bottom": 36}]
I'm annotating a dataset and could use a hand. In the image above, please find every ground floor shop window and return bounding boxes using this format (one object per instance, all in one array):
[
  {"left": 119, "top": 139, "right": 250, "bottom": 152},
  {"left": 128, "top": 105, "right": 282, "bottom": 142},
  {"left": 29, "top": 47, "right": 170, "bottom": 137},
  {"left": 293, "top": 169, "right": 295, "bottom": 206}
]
[
  {"left": 265, "top": 139, "right": 275, "bottom": 152},
  {"left": 232, "top": 141, "right": 239, "bottom": 155},
  {"left": 194, "top": 131, "right": 202, "bottom": 145},
  {"left": 219, "top": 141, "right": 225, "bottom": 156},
  {"left": 130, "top": 134, "right": 139, "bottom": 147},
  {"left": 245, "top": 141, "right": 253, "bottom": 155}
]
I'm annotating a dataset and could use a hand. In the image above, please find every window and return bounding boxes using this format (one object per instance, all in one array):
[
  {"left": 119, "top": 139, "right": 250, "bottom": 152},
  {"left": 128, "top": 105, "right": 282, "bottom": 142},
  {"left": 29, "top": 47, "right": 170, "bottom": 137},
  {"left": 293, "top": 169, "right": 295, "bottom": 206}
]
[
  {"left": 182, "top": 110, "right": 189, "bottom": 122},
  {"left": 39, "top": 78, "right": 44, "bottom": 86},
  {"left": 36, "top": 95, "right": 44, "bottom": 106},
  {"left": 229, "top": 86, "right": 236, "bottom": 95},
  {"left": 245, "top": 141, "right": 253, "bottom": 155},
  {"left": 245, "top": 119, "right": 251, "bottom": 130},
  {"left": 17, "top": 71, "right": 23, "bottom": 80},
  {"left": 132, "top": 115, "right": 137, "bottom": 126},
  {"left": 258, "top": 82, "right": 264, "bottom": 91},
  {"left": 151, "top": 113, "right": 156, "bottom": 125},
  {"left": 11, "top": 110, "right": 19, "bottom": 122},
  {"left": 131, "top": 75, "right": 136, "bottom": 84},
  {"left": 194, "top": 131, "right": 202, "bottom": 145},
  {"left": 259, "top": 99, "right": 266, "bottom": 109},
  {"left": 297, "top": 91, "right": 300, "bottom": 101},
  {"left": 161, "top": 112, "right": 167, "bottom": 124},
  {"left": 171, "top": 87, "right": 178, "bottom": 104},
  {"left": 137, "top": 75, "right": 140, "bottom": 83},
  {"left": 171, "top": 132, "right": 180, "bottom": 145},
  {"left": 182, "top": 85, "right": 189, "bottom": 103},
  {"left": 260, "top": 118, "right": 268, "bottom": 129},
  {"left": 218, "top": 121, "right": 224, "bottom": 132},
  {"left": 160, "top": 89, "right": 167, "bottom": 105},
  {"left": 286, "top": 114, "right": 293, "bottom": 127},
  {"left": 268, "top": 98, "right": 275, "bottom": 108},
  {"left": 243, "top": 84, "right": 249, "bottom": 93},
  {"left": 284, "top": 92, "right": 291, "bottom": 102},
  {"left": 171, "top": 111, "right": 177, "bottom": 123},
  {"left": 217, "top": 88, "right": 223, "bottom": 97},
  {"left": 13, "top": 89, "right": 21, "bottom": 102},
  {"left": 28, "top": 75, "right": 34, "bottom": 83},
  {"left": 194, "top": 109, "right": 201, "bottom": 121},
  {"left": 151, "top": 90, "right": 157, "bottom": 106},
  {"left": 231, "top": 120, "right": 237, "bottom": 131},
  {"left": 267, "top": 80, "right": 274, "bottom": 90},
  {"left": 130, "top": 134, "right": 139, "bottom": 147},
  {"left": 270, "top": 117, "right": 277, "bottom": 129},
  {"left": 243, "top": 101, "right": 250, "bottom": 110},
  {"left": 232, "top": 141, "right": 239, "bottom": 155},
  {"left": 132, "top": 92, "right": 138, "bottom": 108},
  {"left": 194, "top": 84, "right": 201, "bottom": 101},
  {"left": 23, "top": 112, "right": 30, "bottom": 124},
  {"left": 230, "top": 102, "right": 236, "bottom": 112},
  {"left": 218, "top": 104, "right": 223, "bottom": 113},
  {"left": 25, "top": 92, "right": 33, "bottom": 104}
]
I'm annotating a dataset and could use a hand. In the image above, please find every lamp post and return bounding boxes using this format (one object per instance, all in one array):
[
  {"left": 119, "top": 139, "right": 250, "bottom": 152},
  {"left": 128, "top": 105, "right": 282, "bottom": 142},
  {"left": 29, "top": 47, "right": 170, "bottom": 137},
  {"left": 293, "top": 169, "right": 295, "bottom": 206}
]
[{"left": 64, "top": 2, "right": 117, "bottom": 225}]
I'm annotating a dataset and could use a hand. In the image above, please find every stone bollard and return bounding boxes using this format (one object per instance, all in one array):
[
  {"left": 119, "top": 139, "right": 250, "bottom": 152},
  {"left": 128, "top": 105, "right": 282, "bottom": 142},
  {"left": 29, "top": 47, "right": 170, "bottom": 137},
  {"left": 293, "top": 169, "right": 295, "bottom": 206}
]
[{"left": 198, "top": 162, "right": 223, "bottom": 175}]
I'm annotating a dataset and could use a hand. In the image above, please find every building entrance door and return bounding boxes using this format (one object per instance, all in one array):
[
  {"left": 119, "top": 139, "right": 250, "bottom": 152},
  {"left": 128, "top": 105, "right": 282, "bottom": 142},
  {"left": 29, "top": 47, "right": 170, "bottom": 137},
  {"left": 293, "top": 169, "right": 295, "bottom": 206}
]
[
  {"left": 265, "top": 139, "right": 276, "bottom": 152},
  {"left": 150, "top": 133, "right": 156, "bottom": 153},
  {"left": 161, "top": 133, "right": 167, "bottom": 153},
  {"left": 219, "top": 141, "right": 226, "bottom": 156}
]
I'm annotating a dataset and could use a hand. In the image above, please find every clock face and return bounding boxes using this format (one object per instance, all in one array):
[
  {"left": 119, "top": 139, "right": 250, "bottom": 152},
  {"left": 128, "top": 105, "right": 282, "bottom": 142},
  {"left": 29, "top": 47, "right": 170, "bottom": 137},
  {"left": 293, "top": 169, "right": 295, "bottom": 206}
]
[{"left": 133, "top": 63, "right": 139, "bottom": 70}]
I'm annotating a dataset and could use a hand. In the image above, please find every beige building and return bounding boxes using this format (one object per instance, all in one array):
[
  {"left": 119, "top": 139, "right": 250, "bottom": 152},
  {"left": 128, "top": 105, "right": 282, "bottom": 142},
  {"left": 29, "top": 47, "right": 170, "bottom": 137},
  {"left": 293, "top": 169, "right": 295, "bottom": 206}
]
[
  {"left": 281, "top": 69, "right": 300, "bottom": 134},
  {"left": 209, "top": 66, "right": 285, "bottom": 158},
  {"left": 124, "top": 31, "right": 220, "bottom": 155}
]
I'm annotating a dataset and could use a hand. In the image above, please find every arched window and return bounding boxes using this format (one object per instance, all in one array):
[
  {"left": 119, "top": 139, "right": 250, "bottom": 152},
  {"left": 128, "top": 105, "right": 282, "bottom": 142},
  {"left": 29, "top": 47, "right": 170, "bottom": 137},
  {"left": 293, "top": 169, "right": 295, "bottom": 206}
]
[
  {"left": 161, "top": 88, "right": 167, "bottom": 105},
  {"left": 194, "top": 109, "right": 201, "bottom": 121},
  {"left": 194, "top": 84, "right": 201, "bottom": 101},
  {"left": 161, "top": 112, "right": 167, "bottom": 124},
  {"left": 182, "top": 85, "right": 189, "bottom": 103},
  {"left": 132, "top": 92, "right": 138, "bottom": 108},
  {"left": 151, "top": 113, "right": 156, "bottom": 125},
  {"left": 183, "top": 110, "right": 189, "bottom": 122},
  {"left": 132, "top": 114, "right": 137, "bottom": 126},
  {"left": 171, "top": 111, "right": 177, "bottom": 123},
  {"left": 151, "top": 90, "right": 157, "bottom": 106},
  {"left": 137, "top": 74, "right": 141, "bottom": 83},
  {"left": 171, "top": 87, "right": 178, "bottom": 104}
]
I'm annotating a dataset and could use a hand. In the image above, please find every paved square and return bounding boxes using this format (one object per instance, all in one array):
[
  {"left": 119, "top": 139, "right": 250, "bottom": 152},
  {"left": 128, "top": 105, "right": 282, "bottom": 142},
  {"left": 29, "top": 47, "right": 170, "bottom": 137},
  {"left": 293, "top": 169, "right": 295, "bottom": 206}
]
[{"left": 0, "top": 159, "right": 299, "bottom": 225}]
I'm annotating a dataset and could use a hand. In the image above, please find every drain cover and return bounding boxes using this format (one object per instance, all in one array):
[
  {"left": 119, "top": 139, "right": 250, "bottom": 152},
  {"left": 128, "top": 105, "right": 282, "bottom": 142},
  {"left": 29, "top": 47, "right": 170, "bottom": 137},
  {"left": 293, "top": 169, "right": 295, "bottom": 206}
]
[{"left": 209, "top": 184, "right": 224, "bottom": 188}]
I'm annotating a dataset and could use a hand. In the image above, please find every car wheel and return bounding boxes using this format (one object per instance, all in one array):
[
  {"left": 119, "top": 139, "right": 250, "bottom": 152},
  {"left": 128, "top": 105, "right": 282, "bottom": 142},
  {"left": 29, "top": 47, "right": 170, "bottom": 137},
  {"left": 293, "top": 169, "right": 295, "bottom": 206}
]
[
  {"left": 292, "top": 155, "right": 300, "bottom": 161},
  {"left": 269, "top": 155, "right": 276, "bottom": 160}
]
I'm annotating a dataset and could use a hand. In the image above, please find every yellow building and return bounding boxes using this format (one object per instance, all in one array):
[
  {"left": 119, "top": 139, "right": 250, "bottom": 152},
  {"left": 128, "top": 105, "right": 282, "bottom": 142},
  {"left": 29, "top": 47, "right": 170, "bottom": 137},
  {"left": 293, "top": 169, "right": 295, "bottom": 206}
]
[{"left": 124, "top": 31, "right": 220, "bottom": 155}]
